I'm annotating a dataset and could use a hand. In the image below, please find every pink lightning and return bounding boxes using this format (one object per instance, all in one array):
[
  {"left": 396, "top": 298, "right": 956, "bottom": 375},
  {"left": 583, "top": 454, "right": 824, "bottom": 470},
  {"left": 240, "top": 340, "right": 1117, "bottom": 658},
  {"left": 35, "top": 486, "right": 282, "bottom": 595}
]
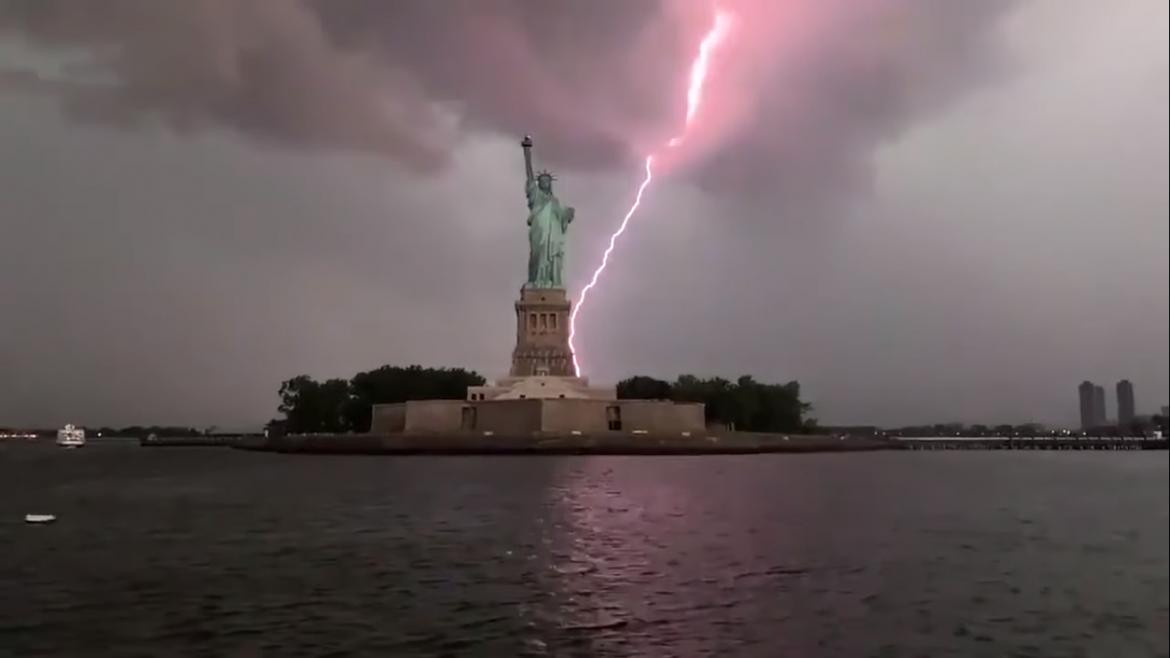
[
  {"left": 568, "top": 7, "right": 734, "bottom": 376},
  {"left": 685, "top": 10, "right": 735, "bottom": 127}
]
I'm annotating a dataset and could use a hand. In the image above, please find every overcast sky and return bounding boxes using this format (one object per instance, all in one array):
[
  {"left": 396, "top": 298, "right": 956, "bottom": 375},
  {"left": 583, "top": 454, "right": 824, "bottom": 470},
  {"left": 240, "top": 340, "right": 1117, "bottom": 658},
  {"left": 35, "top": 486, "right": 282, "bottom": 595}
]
[{"left": 1, "top": 0, "right": 1166, "bottom": 428}]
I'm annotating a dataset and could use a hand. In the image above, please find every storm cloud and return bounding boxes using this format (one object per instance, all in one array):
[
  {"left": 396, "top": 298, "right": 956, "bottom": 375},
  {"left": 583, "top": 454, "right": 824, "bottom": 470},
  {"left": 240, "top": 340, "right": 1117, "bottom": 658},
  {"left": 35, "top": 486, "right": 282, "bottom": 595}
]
[{"left": 4, "top": 0, "right": 1012, "bottom": 194}]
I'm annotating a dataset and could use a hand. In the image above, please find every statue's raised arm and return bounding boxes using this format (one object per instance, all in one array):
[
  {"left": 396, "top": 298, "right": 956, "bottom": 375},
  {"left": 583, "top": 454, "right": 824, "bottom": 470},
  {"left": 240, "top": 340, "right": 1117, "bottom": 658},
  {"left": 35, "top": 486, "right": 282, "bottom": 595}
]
[{"left": 521, "top": 134, "right": 535, "bottom": 185}]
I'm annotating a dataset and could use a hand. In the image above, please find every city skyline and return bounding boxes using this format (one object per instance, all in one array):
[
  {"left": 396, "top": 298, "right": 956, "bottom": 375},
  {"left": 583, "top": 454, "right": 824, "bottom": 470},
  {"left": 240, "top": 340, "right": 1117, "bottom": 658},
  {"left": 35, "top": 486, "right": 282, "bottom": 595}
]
[{"left": 1078, "top": 378, "right": 1157, "bottom": 430}]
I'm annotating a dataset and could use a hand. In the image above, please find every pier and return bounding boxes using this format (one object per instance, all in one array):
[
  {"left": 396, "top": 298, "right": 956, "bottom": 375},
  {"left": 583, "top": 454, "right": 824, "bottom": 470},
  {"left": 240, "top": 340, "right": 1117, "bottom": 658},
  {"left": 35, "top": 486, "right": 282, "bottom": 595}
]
[{"left": 894, "top": 437, "right": 1166, "bottom": 451}]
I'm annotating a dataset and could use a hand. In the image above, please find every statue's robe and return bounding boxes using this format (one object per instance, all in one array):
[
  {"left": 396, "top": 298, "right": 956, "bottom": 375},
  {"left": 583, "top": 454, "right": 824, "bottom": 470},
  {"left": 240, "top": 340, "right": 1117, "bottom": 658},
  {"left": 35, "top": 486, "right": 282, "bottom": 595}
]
[{"left": 525, "top": 180, "right": 573, "bottom": 289}]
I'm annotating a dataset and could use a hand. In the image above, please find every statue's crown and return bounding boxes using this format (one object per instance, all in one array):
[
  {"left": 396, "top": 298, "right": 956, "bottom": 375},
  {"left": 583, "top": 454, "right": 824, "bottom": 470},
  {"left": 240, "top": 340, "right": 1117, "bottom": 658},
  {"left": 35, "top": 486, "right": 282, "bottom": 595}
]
[{"left": 537, "top": 169, "right": 556, "bottom": 181}]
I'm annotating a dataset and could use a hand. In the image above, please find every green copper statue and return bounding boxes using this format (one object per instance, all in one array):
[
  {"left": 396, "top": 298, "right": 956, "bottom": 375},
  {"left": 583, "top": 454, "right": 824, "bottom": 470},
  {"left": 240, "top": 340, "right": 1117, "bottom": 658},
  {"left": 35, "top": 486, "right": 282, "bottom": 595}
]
[{"left": 521, "top": 135, "right": 575, "bottom": 289}]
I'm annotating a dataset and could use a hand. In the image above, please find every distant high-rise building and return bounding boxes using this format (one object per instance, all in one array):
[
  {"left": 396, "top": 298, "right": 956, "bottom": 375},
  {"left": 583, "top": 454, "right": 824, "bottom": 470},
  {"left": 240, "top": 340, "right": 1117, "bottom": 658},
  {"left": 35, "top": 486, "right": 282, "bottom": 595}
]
[
  {"left": 1079, "top": 381, "right": 1096, "bottom": 429},
  {"left": 1116, "top": 380, "right": 1135, "bottom": 427},
  {"left": 1094, "top": 385, "right": 1107, "bottom": 426}
]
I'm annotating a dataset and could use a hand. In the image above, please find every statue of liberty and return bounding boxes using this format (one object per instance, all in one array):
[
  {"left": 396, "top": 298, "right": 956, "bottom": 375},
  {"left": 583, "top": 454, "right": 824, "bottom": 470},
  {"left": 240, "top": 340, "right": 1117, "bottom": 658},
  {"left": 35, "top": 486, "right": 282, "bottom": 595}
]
[{"left": 521, "top": 135, "right": 575, "bottom": 289}]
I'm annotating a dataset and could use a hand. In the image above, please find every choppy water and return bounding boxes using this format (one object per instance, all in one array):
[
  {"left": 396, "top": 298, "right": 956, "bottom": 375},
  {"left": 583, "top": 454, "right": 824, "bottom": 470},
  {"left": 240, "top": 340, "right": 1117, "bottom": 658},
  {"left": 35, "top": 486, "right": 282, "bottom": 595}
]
[{"left": 1, "top": 441, "right": 1166, "bottom": 657}]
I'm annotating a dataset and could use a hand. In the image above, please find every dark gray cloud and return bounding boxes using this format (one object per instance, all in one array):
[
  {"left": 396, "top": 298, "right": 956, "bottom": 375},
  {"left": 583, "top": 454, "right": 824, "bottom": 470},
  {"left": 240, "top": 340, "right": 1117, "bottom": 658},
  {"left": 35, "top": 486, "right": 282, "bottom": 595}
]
[
  {"left": 0, "top": 0, "right": 1166, "bottom": 428},
  {"left": 3, "top": 0, "right": 1012, "bottom": 190},
  {"left": 0, "top": 0, "right": 452, "bottom": 170}
]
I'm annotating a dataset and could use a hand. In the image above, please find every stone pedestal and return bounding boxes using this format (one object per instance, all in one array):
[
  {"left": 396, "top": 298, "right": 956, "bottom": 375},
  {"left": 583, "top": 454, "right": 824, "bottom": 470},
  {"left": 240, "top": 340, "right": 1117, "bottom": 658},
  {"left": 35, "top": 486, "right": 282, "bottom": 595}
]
[
  {"left": 467, "top": 375, "right": 616, "bottom": 401},
  {"left": 368, "top": 285, "right": 707, "bottom": 435},
  {"left": 510, "top": 287, "right": 574, "bottom": 377}
]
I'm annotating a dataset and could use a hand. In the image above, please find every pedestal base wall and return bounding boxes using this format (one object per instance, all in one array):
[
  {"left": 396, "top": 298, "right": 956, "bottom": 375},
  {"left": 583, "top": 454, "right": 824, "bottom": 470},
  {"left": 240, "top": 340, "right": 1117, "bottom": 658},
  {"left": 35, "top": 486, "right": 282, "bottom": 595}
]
[{"left": 371, "top": 398, "right": 705, "bottom": 435}]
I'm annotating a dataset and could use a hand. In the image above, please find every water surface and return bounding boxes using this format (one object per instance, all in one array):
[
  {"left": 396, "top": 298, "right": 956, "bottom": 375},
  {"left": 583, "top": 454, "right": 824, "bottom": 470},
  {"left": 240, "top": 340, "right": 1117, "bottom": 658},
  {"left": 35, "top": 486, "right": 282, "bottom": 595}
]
[{"left": 1, "top": 442, "right": 1166, "bottom": 656}]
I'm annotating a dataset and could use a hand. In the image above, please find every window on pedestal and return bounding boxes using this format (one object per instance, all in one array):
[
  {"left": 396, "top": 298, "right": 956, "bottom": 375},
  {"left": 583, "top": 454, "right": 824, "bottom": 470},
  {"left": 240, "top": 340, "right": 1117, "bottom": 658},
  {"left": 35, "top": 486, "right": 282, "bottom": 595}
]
[
  {"left": 606, "top": 405, "right": 622, "bottom": 431},
  {"left": 540, "top": 313, "right": 549, "bottom": 331},
  {"left": 529, "top": 313, "right": 538, "bottom": 331},
  {"left": 550, "top": 313, "right": 558, "bottom": 330}
]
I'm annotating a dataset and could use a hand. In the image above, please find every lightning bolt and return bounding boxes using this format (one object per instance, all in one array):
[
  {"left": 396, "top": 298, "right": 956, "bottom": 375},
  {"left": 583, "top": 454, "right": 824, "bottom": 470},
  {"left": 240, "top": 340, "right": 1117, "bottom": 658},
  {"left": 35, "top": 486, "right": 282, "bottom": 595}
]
[{"left": 569, "top": 7, "right": 734, "bottom": 377}]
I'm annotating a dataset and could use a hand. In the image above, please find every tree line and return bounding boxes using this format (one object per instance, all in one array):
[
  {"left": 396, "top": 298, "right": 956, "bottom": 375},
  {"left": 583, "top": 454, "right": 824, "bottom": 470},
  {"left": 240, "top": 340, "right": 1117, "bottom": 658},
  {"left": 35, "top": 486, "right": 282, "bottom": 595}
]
[
  {"left": 272, "top": 366, "right": 813, "bottom": 434},
  {"left": 617, "top": 374, "right": 815, "bottom": 433},
  {"left": 272, "top": 365, "right": 485, "bottom": 434}
]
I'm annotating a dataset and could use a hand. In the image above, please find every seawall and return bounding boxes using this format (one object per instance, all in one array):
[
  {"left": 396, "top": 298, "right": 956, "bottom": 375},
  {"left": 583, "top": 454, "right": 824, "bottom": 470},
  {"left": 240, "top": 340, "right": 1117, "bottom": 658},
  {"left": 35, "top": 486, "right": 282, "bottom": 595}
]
[{"left": 231, "top": 432, "right": 895, "bottom": 455}]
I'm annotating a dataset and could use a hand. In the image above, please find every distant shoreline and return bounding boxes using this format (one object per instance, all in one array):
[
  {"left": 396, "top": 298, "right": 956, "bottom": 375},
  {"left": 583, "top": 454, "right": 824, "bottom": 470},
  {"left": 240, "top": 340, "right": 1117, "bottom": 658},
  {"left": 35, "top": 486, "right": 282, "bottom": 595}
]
[{"left": 119, "top": 433, "right": 1170, "bottom": 454}]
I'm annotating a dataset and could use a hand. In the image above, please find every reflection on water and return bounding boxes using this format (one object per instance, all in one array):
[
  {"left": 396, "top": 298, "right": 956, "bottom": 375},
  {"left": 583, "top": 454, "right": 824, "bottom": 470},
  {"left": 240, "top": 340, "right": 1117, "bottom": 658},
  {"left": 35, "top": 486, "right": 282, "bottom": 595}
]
[{"left": 1, "top": 443, "right": 1166, "bottom": 656}]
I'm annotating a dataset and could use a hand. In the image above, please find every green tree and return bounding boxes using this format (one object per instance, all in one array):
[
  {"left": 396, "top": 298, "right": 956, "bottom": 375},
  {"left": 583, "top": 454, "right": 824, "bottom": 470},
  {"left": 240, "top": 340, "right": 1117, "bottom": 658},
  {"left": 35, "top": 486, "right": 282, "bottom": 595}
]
[
  {"left": 277, "top": 375, "right": 351, "bottom": 433},
  {"left": 344, "top": 365, "right": 485, "bottom": 431},
  {"left": 616, "top": 375, "right": 673, "bottom": 400},
  {"left": 274, "top": 365, "right": 486, "bottom": 434},
  {"left": 660, "top": 373, "right": 811, "bottom": 432},
  {"left": 272, "top": 366, "right": 810, "bottom": 435}
]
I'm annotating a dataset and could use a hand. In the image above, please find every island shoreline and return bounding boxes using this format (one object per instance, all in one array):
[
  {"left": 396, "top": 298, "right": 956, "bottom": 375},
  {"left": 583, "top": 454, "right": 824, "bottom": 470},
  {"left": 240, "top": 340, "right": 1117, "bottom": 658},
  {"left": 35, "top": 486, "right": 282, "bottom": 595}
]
[{"left": 227, "top": 433, "right": 894, "bottom": 455}]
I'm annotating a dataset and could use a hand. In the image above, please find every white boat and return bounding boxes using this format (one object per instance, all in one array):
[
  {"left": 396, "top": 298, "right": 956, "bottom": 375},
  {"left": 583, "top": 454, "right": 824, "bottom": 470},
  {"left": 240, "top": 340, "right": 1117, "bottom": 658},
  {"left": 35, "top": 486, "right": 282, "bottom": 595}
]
[
  {"left": 56, "top": 424, "right": 86, "bottom": 448},
  {"left": 25, "top": 514, "right": 57, "bottom": 524}
]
